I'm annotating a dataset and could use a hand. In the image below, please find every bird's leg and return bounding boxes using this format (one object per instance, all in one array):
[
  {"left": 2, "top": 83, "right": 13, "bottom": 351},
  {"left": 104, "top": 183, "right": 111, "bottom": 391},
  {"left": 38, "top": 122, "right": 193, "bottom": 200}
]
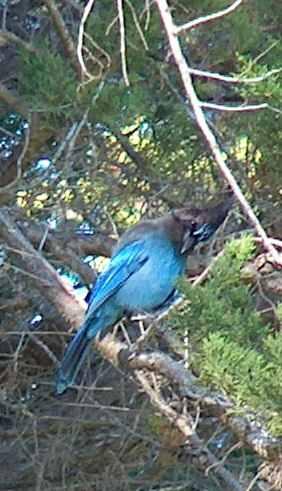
[
  {"left": 119, "top": 319, "right": 134, "bottom": 347},
  {"left": 133, "top": 320, "right": 156, "bottom": 350}
]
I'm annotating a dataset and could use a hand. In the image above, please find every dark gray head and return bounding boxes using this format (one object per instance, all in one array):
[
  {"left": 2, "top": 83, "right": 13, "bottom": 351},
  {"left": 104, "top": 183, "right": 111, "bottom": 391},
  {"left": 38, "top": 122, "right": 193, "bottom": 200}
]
[{"left": 172, "top": 192, "right": 234, "bottom": 254}]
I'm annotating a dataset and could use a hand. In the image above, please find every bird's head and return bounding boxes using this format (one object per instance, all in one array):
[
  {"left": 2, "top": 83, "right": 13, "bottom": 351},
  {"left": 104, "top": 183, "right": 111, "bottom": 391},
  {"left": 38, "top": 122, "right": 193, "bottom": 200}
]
[{"left": 172, "top": 192, "right": 234, "bottom": 254}]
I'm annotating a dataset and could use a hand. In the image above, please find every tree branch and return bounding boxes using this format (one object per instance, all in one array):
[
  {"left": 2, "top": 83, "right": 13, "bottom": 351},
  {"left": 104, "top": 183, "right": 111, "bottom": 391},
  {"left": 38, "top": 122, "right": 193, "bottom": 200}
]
[
  {"left": 0, "top": 82, "right": 28, "bottom": 117},
  {"left": 44, "top": 0, "right": 82, "bottom": 78},
  {"left": 155, "top": 0, "right": 282, "bottom": 267},
  {"left": 175, "top": 0, "right": 243, "bottom": 35},
  {"left": 77, "top": 0, "right": 96, "bottom": 80},
  {"left": 200, "top": 101, "right": 268, "bottom": 112},
  {"left": 0, "top": 208, "right": 85, "bottom": 328},
  {"left": 0, "top": 29, "right": 38, "bottom": 54},
  {"left": 117, "top": 0, "right": 130, "bottom": 86},
  {"left": 16, "top": 216, "right": 115, "bottom": 259},
  {"left": 188, "top": 66, "right": 282, "bottom": 85},
  {"left": 97, "top": 335, "right": 282, "bottom": 463}
]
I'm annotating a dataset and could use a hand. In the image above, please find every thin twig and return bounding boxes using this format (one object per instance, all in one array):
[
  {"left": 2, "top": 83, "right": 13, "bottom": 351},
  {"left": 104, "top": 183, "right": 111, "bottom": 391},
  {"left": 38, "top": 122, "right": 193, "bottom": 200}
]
[
  {"left": 200, "top": 101, "right": 268, "bottom": 112},
  {"left": 117, "top": 0, "right": 130, "bottom": 86},
  {"left": 1, "top": 2, "right": 8, "bottom": 30},
  {"left": 27, "top": 332, "right": 59, "bottom": 365},
  {"left": 175, "top": 0, "right": 243, "bottom": 35},
  {"left": 0, "top": 29, "right": 38, "bottom": 54},
  {"left": 77, "top": 0, "right": 96, "bottom": 79},
  {"left": 187, "top": 66, "right": 282, "bottom": 85},
  {"left": 125, "top": 0, "right": 149, "bottom": 51},
  {"left": 0, "top": 120, "right": 31, "bottom": 193},
  {"left": 84, "top": 32, "right": 111, "bottom": 67}
]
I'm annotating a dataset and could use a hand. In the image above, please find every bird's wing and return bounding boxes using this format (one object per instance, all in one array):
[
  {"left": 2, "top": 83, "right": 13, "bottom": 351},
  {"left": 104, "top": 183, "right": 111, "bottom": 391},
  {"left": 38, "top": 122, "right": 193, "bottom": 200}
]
[{"left": 86, "top": 240, "right": 148, "bottom": 314}]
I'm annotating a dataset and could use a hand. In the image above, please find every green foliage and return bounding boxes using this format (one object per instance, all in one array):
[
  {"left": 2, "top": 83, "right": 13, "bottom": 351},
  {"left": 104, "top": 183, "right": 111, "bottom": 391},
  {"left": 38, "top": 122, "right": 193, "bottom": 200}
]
[
  {"left": 170, "top": 237, "right": 282, "bottom": 434},
  {"left": 19, "top": 43, "right": 77, "bottom": 125}
]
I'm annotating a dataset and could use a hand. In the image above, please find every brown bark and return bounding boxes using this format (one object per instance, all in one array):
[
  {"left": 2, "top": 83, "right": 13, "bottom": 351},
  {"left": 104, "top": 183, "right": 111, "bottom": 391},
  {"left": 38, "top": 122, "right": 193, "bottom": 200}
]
[{"left": 0, "top": 208, "right": 85, "bottom": 328}]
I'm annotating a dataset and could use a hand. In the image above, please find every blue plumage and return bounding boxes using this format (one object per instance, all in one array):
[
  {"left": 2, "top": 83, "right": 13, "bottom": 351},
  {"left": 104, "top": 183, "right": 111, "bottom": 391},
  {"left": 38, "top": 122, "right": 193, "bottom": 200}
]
[{"left": 56, "top": 194, "right": 233, "bottom": 394}]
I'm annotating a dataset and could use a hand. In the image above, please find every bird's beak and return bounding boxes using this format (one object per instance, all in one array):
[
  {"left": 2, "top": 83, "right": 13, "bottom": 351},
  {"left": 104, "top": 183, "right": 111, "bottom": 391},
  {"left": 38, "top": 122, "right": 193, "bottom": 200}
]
[{"left": 181, "top": 230, "right": 196, "bottom": 254}]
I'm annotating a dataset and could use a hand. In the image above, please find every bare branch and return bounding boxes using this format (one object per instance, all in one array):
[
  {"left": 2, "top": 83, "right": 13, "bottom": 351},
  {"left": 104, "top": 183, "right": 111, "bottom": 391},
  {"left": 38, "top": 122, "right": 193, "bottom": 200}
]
[
  {"left": 0, "top": 82, "right": 28, "bottom": 117},
  {"left": 175, "top": 0, "right": 243, "bottom": 35},
  {"left": 0, "top": 29, "right": 38, "bottom": 54},
  {"left": 0, "top": 119, "right": 31, "bottom": 193},
  {"left": 200, "top": 101, "right": 269, "bottom": 112},
  {"left": 125, "top": 0, "right": 149, "bottom": 51},
  {"left": 117, "top": 0, "right": 130, "bottom": 86},
  {"left": 16, "top": 216, "right": 115, "bottom": 259},
  {"left": 77, "top": 0, "right": 96, "bottom": 80},
  {"left": 155, "top": 0, "right": 282, "bottom": 267},
  {"left": 188, "top": 66, "right": 282, "bottom": 85},
  {"left": 0, "top": 208, "right": 85, "bottom": 328}
]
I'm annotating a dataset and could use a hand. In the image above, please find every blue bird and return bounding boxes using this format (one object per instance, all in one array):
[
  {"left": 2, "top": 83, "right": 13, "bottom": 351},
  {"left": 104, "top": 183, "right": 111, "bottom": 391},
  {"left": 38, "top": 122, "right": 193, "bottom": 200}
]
[{"left": 56, "top": 194, "right": 233, "bottom": 394}]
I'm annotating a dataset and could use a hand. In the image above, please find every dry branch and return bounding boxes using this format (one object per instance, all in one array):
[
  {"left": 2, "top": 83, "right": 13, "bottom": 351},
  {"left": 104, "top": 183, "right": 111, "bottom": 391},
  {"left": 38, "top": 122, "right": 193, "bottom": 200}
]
[
  {"left": 0, "top": 29, "right": 38, "bottom": 54},
  {"left": 117, "top": 0, "right": 130, "bottom": 86},
  {"left": 16, "top": 215, "right": 115, "bottom": 258},
  {"left": 77, "top": 0, "right": 96, "bottom": 80},
  {"left": 0, "top": 208, "right": 85, "bottom": 328},
  {"left": 0, "top": 82, "right": 28, "bottom": 117},
  {"left": 175, "top": 0, "right": 243, "bottom": 35}
]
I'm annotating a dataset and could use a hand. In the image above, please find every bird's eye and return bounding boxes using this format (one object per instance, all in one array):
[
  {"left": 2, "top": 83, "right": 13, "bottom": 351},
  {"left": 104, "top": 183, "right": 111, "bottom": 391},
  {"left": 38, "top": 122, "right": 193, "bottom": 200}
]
[{"left": 190, "top": 221, "right": 197, "bottom": 233}]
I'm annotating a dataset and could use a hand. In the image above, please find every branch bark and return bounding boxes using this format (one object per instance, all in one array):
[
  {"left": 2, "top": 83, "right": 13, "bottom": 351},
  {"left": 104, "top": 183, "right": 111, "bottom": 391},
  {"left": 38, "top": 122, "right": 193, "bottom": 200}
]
[
  {"left": 0, "top": 208, "right": 85, "bottom": 328},
  {"left": 97, "top": 335, "right": 282, "bottom": 464},
  {"left": 0, "top": 29, "right": 38, "bottom": 54}
]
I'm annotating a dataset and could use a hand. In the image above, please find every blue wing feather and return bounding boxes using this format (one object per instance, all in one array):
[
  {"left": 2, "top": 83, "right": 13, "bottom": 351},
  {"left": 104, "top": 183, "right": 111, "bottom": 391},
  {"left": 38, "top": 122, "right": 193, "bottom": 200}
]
[{"left": 86, "top": 240, "right": 148, "bottom": 314}]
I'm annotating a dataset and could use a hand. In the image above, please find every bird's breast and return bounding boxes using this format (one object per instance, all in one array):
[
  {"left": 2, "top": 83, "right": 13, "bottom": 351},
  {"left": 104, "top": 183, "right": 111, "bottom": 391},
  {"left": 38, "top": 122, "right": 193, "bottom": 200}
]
[{"left": 115, "top": 240, "right": 186, "bottom": 312}]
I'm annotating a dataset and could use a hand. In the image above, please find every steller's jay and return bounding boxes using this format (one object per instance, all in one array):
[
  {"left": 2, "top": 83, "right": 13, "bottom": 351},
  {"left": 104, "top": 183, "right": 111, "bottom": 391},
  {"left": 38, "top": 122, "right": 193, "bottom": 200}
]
[{"left": 56, "top": 194, "right": 233, "bottom": 394}]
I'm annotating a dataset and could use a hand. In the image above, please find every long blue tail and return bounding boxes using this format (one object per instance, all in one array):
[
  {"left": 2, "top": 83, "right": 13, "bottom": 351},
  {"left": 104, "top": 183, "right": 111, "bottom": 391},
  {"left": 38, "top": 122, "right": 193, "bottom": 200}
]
[{"left": 56, "top": 324, "right": 92, "bottom": 394}]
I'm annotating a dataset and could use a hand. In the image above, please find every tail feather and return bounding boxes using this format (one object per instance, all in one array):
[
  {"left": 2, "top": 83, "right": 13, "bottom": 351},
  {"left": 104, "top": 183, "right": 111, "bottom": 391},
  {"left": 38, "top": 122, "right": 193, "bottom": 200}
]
[{"left": 56, "top": 324, "right": 92, "bottom": 394}]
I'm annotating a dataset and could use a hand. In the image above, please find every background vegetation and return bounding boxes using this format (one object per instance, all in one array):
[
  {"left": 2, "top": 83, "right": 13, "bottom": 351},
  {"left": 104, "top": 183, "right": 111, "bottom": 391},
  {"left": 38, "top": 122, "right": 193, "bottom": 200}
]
[{"left": 0, "top": 1, "right": 281, "bottom": 490}]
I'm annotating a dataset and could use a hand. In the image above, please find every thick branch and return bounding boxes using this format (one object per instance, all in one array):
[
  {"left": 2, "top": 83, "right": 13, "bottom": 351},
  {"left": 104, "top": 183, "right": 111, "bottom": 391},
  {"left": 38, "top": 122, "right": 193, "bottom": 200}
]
[
  {"left": 136, "top": 372, "right": 244, "bottom": 491},
  {"left": 0, "top": 208, "right": 85, "bottom": 328},
  {"left": 97, "top": 336, "right": 282, "bottom": 462},
  {"left": 18, "top": 217, "right": 115, "bottom": 284},
  {"left": 17, "top": 216, "right": 115, "bottom": 258}
]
